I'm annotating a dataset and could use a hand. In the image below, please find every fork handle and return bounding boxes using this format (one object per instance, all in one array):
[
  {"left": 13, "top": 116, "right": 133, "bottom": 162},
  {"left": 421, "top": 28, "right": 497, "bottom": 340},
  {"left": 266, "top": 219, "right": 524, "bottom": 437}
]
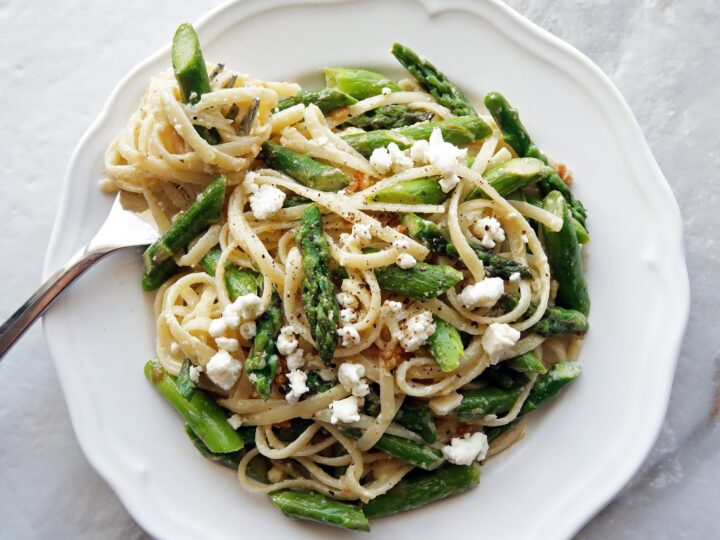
[{"left": 0, "top": 245, "right": 119, "bottom": 361}]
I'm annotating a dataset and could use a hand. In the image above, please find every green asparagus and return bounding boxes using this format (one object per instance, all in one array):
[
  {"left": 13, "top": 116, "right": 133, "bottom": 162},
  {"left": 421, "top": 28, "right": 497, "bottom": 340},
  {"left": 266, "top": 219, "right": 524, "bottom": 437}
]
[
  {"left": 342, "top": 116, "right": 491, "bottom": 157},
  {"left": 465, "top": 157, "right": 553, "bottom": 200},
  {"left": 246, "top": 290, "right": 283, "bottom": 399},
  {"left": 296, "top": 204, "right": 340, "bottom": 362},
  {"left": 305, "top": 371, "right": 336, "bottom": 394},
  {"left": 427, "top": 316, "right": 464, "bottom": 372},
  {"left": 498, "top": 292, "right": 589, "bottom": 336},
  {"left": 507, "top": 351, "right": 547, "bottom": 374},
  {"left": 345, "top": 105, "right": 432, "bottom": 130},
  {"left": 324, "top": 67, "right": 401, "bottom": 99},
  {"left": 269, "top": 490, "right": 370, "bottom": 532},
  {"left": 542, "top": 191, "right": 590, "bottom": 315},
  {"left": 521, "top": 361, "right": 582, "bottom": 414},
  {"left": 363, "top": 463, "right": 481, "bottom": 518},
  {"left": 374, "top": 261, "right": 463, "bottom": 301},
  {"left": 482, "top": 365, "right": 530, "bottom": 390},
  {"left": 171, "top": 23, "right": 220, "bottom": 145},
  {"left": 400, "top": 212, "right": 449, "bottom": 253},
  {"left": 364, "top": 391, "right": 438, "bottom": 444},
  {"left": 276, "top": 87, "right": 357, "bottom": 114},
  {"left": 343, "top": 428, "right": 444, "bottom": 471},
  {"left": 282, "top": 195, "right": 311, "bottom": 208},
  {"left": 391, "top": 43, "right": 476, "bottom": 116},
  {"left": 144, "top": 359, "right": 244, "bottom": 453},
  {"left": 200, "top": 246, "right": 262, "bottom": 302},
  {"left": 176, "top": 358, "right": 197, "bottom": 399},
  {"left": 446, "top": 238, "right": 532, "bottom": 280},
  {"left": 185, "top": 425, "right": 248, "bottom": 470},
  {"left": 262, "top": 142, "right": 350, "bottom": 192},
  {"left": 369, "top": 178, "right": 448, "bottom": 205},
  {"left": 143, "top": 175, "right": 226, "bottom": 269},
  {"left": 141, "top": 257, "right": 179, "bottom": 292}
]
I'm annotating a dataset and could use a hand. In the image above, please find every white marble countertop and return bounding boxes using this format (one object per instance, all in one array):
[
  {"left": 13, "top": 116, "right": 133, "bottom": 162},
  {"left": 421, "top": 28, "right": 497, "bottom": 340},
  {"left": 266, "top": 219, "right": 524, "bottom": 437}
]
[{"left": 0, "top": 1, "right": 717, "bottom": 538}]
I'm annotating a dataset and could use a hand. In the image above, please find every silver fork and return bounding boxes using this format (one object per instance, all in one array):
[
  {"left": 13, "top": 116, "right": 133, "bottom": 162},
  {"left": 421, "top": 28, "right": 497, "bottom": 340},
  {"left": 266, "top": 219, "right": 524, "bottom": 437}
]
[{"left": 0, "top": 194, "right": 159, "bottom": 360}]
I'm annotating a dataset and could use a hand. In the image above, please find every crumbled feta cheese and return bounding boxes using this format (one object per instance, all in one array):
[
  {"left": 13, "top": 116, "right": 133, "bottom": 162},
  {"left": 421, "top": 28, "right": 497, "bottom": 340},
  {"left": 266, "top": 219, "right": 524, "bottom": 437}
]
[
  {"left": 337, "top": 326, "right": 361, "bottom": 348},
  {"left": 249, "top": 184, "right": 285, "bottom": 220},
  {"left": 429, "top": 392, "right": 463, "bottom": 416},
  {"left": 329, "top": 396, "right": 362, "bottom": 424},
  {"left": 509, "top": 272, "right": 521, "bottom": 282},
  {"left": 369, "top": 143, "right": 412, "bottom": 174},
  {"left": 336, "top": 291, "right": 360, "bottom": 310},
  {"left": 396, "top": 252, "right": 417, "bottom": 269},
  {"left": 342, "top": 223, "right": 374, "bottom": 250},
  {"left": 442, "top": 432, "right": 489, "bottom": 465},
  {"left": 381, "top": 86, "right": 392, "bottom": 95},
  {"left": 338, "top": 363, "right": 370, "bottom": 397},
  {"left": 170, "top": 342, "right": 182, "bottom": 356},
  {"left": 399, "top": 311, "right": 436, "bottom": 352},
  {"left": 223, "top": 294, "right": 264, "bottom": 329},
  {"left": 339, "top": 307, "right": 358, "bottom": 326},
  {"left": 239, "top": 321, "right": 257, "bottom": 340},
  {"left": 481, "top": 323, "right": 521, "bottom": 362},
  {"left": 205, "top": 350, "right": 243, "bottom": 391},
  {"left": 382, "top": 300, "right": 406, "bottom": 320},
  {"left": 208, "top": 318, "right": 228, "bottom": 337},
  {"left": 285, "top": 369, "right": 309, "bottom": 404},
  {"left": 410, "top": 128, "right": 467, "bottom": 193},
  {"left": 276, "top": 325, "right": 299, "bottom": 356},
  {"left": 286, "top": 348, "right": 305, "bottom": 371},
  {"left": 458, "top": 277, "right": 505, "bottom": 309},
  {"left": 472, "top": 217, "right": 506, "bottom": 249},
  {"left": 189, "top": 365, "right": 202, "bottom": 384},
  {"left": 227, "top": 414, "right": 243, "bottom": 429},
  {"left": 215, "top": 337, "right": 239, "bottom": 352}
]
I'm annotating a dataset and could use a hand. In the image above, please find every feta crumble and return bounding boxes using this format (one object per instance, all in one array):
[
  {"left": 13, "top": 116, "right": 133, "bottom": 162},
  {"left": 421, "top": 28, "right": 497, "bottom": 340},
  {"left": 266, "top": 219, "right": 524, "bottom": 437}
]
[
  {"left": 396, "top": 252, "right": 417, "bottom": 269},
  {"left": 336, "top": 291, "right": 360, "bottom": 310},
  {"left": 215, "top": 337, "right": 239, "bottom": 352},
  {"left": 339, "top": 307, "right": 358, "bottom": 326},
  {"left": 206, "top": 350, "right": 243, "bottom": 391},
  {"left": 458, "top": 277, "right": 505, "bottom": 309},
  {"left": 442, "top": 432, "right": 489, "bottom": 465},
  {"left": 342, "top": 223, "right": 374, "bottom": 250},
  {"left": 286, "top": 348, "right": 305, "bottom": 371},
  {"left": 285, "top": 369, "right": 309, "bottom": 404},
  {"left": 223, "top": 293, "right": 264, "bottom": 329},
  {"left": 410, "top": 128, "right": 467, "bottom": 193},
  {"left": 227, "top": 414, "right": 243, "bottom": 429},
  {"left": 329, "top": 396, "right": 362, "bottom": 424},
  {"left": 337, "top": 326, "right": 361, "bottom": 348},
  {"left": 249, "top": 184, "right": 285, "bottom": 220},
  {"left": 481, "top": 323, "right": 520, "bottom": 362},
  {"left": 399, "top": 311, "right": 436, "bottom": 352},
  {"left": 509, "top": 272, "right": 521, "bottom": 282},
  {"left": 338, "top": 363, "right": 370, "bottom": 397},
  {"left": 369, "top": 143, "right": 412, "bottom": 174},
  {"left": 382, "top": 300, "right": 406, "bottom": 321},
  {"left": 188, "top": 365, "right": 202, "bottom": 384},
  {"left": 239, "top": 321, "right": 257, "bottom": 340},
  {"left": 208, "top": 318, "right": 228, "bottom": 337},
  {"left": 276, "top": 325, "right": 299, "bottom": 356},
  {"left": 472, "top": 216, "right": 506, "bottom": 249},
  {"left": 429, "top": 392, "right": 463, "bottom": 416}
]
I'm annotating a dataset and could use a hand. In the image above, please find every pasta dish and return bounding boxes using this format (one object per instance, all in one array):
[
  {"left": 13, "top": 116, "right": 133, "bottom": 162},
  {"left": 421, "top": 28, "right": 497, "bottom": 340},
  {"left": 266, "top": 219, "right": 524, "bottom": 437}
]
[{"left": 102, "top": 23, "right": 590, "bottom": 531}]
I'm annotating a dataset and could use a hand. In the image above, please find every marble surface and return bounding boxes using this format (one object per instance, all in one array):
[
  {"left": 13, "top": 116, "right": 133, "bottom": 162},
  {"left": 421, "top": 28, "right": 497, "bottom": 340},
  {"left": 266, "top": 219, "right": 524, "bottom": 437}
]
[{"left": 0, "top": 0, "right": 717, "bottom": 538}]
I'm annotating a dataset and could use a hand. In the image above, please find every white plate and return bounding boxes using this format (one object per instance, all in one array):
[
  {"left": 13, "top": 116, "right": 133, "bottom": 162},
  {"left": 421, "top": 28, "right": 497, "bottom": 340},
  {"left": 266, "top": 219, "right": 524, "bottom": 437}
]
[{"left": 42, "top": 0, "right": 689, "bottom": 538}]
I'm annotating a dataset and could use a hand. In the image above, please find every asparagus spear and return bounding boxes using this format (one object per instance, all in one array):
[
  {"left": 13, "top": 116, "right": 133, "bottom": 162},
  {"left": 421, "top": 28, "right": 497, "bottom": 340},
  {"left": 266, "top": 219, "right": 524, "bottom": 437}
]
[
  {"left": 200, "top": 246, "right": 262, "bottom": 302},
  {"left": 465, "top": 157, "right": 553, "bottom": 200},
  {"left": 185, "top": 425, "right": 250, "bottom": 470},
  {"left": 144, "top": 359, "right": 244, "bottom": 453},
  {"left": 276, "top": 88, "right": 358, "bottom": 114},
  {"left": 391, "top": 43, "right": 476, "bottom": 116},
  {"left": 171, "top": 23, "right": 220, "bottom": 145},
  {"left": 498, "top": 293, "right": 589, "bottom": 336},
  {"left": 324, "top": 67, "right": 401, "bottom": 99},
  {"left": 262, "top": 142, "right": 350, "bottom": 192},
  {"left": 481, "top": 365, "right": 530, "bottom": 390},
  {"left": 457, "top": 361, "right": 582, "bottom": 421},
  {"left": 141, "top": 257, "right": 179, "bottom": 292},
  {"left": 374, "top": 262, "right": 463, "bottom": 301},
  {"left": 282, "top": 195, "right": 311, "bottom": 208},
  {"left": 305, "top": 371, "right": 335, "bottom": 394},
  {"left": 369, "top": 178, "right": 448, "bottom": 205},
  {"left": 484, "top": 92, "right": 588, "bottom": 226},
  {"left": 246, "top": 290, "right": 283, "bottom": 399},
  {"left": 427, "top": 316, "right": 464, "bottom": 372},
  {"left": 363, "top": 463, "right": 481, "bottom": 519},
  {"left": 269, "top": 490, "right": 370, "bottom": 532},
  {"left": 364, "top": 392, "right": 438, "bottom": 444},
  {"left": 296, "top": 204, "right": 340, "bottom": 362},
  {"left": 542, "top": 191, "right": 590, "bottom": 315},
  {"left": 345, "top": 105, "right": 433, "bottom": 130},
  {"left": 400, "top": 213, "right": 532, "bottom": 280},
  {"left": 343, "top": 428, "right": 444, "bottom": 471},
  {"left": 342, "top": 116, "right": 491, "bottom": 157},
  {"left": 176, "top": 358, "right": 197, "bottom": 399},
  {"left": 507, "top": 351, "right": 547, "bottom": 374},
  {"left": 143, "top": 175, "right": 226, "bottom": 270}
]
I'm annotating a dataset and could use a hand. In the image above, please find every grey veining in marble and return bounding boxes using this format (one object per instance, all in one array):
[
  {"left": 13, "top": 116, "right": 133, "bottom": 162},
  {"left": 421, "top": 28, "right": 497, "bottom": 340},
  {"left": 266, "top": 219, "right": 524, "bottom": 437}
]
[{"left": 0, "top": 1, "right": 717, "bottom": 538}]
